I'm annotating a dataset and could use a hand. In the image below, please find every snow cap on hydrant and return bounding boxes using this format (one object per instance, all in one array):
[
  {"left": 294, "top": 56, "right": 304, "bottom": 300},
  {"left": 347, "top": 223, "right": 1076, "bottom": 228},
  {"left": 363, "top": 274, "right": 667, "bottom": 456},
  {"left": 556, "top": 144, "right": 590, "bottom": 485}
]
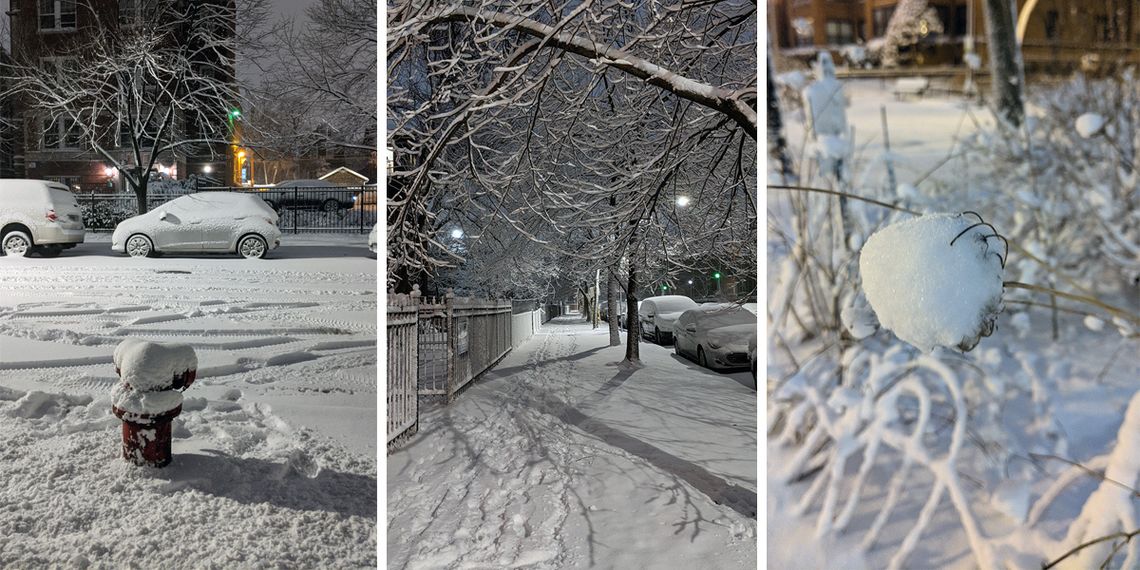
[
  {"left": 859, "top": 212, "right": 1006, "bottom": 352},
  {"left": 111, "top": 339, "right": 197, "bottom": 467}
]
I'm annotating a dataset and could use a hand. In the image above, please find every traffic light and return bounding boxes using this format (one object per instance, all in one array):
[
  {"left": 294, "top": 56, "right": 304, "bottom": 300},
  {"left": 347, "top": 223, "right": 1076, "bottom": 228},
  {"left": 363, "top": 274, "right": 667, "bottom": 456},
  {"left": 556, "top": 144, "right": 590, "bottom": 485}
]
[
  {"left": 713, "top": 272, "right": 721, "bottom": 280},
  {"left": 661, "top": 284, "right": 668, "bottom": 291}
]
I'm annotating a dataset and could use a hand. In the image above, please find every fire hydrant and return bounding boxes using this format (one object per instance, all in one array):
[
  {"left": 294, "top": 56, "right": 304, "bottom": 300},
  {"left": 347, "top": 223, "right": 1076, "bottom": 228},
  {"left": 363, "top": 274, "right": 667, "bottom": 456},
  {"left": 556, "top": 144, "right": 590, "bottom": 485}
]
[{"left": 111, "top": 339, "right": 197, "bottom": 467}]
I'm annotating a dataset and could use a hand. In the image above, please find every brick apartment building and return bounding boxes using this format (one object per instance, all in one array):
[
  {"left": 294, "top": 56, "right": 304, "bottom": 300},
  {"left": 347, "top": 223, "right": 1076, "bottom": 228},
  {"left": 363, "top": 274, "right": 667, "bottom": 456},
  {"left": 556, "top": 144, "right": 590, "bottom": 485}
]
[
  {"left": 770, "top": 0, "right": 1140, "bottom": 71},
  {"left": 3, "top": 0, "right": 239, "bottom": 192}
]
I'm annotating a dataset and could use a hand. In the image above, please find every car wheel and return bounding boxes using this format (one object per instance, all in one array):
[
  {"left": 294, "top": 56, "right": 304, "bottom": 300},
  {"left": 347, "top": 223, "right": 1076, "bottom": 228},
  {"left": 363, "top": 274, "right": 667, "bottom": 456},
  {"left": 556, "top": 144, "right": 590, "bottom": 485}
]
[
  {"left": 36, "top": 246, "right": 62, "bottom": 258},
  {"left": 697, "top": 346, "right": 708, "bottom": 368},
  {"left": 1, "top": 231, "right": 32, "bottom": 257},
  {"left": 126, "top": 234, "right": 154, "bottom": 258},
  {"left": 321, "top": 199, "right": 340, "bottom": 213},
  {"left": 238, "top": 234, "right": 268, "bottom": 259}
]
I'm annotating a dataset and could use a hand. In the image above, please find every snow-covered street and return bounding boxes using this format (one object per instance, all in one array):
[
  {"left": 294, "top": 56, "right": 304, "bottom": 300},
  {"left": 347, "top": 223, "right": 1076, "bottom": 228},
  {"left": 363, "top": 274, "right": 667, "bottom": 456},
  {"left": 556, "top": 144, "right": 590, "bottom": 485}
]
[
  {"left": 0, "top": 234, "right": 377, "bottom": 567},
  {"left": 387, "top": 315, "right": 757, "bottom": 569}
]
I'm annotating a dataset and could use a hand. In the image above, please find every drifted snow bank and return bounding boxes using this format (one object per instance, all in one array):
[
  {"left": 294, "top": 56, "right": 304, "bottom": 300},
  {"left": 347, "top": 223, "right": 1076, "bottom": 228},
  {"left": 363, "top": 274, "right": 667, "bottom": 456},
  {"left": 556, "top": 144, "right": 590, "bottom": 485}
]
[
  {"left": 859, "top": 213, "right": 1005, "bottom": 352},
  {"left": 0, "top": 387, "right": 376, "bottom": 568}
]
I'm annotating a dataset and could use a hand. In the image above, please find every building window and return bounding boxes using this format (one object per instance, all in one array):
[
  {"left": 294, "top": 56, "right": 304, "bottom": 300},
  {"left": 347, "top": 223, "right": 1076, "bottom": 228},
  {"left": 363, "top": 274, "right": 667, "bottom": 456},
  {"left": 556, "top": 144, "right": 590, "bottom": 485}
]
[
  {"left": 933, "top": 6, "right": 951, "bottom": 36},
  {"left": 39, "top": 0, "right": 77, "bottom": 31},
  {"left": 45, "top": 176, "right": 81, "bottom": 191},
  {"left": 827, "top": 20, "right": 855, "bottom": 45},
  {"left": 1044, "top": 10, "right": 1060, "bottom": 40},
  {"left": 873, "top": 6, "right": 895, "bottom": 38},
  {"left": 954, "top": 5, "right": 968, "bottom": 37},
  {"left": 42, "top": 118, "right": 82, "bottom": 150},
  {"left": 1095, "top": 15, "right": 1110, "bottom": 42},
  {"left": 792, "top": 17, "right": 815, "bottom": 47}
]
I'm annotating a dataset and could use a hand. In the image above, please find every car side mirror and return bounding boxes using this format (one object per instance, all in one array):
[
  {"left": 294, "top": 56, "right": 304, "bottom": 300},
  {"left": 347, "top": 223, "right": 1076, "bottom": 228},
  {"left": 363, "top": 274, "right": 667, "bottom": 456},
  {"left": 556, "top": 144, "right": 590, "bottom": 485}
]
[
  {"left": 685, "top": 325, "right": 696, "bottom": 333},
  {"left": 158, "top": 210, "right": 168, "bottom": 221}
]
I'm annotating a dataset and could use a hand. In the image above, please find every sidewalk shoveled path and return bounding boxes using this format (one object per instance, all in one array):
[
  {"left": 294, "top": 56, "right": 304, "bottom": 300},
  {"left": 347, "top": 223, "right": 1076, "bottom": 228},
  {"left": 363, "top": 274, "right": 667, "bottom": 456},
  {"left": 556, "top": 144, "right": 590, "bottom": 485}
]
[{"left": 387, "top": 315, "right": 758, "bottom": 569}]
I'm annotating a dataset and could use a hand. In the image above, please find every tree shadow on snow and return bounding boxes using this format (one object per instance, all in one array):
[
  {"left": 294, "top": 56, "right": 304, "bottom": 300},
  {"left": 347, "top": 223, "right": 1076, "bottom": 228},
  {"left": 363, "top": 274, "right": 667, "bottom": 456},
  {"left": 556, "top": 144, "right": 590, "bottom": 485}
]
[{"left": 153, "top": 450, "right": 377, "bottom": 519}]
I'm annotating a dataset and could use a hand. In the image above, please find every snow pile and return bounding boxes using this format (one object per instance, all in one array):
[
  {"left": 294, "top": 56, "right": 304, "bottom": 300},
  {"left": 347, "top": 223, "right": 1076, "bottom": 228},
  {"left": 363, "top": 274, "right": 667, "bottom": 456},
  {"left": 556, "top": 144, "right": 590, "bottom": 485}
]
[
  {"left": 1058, "top": 390, "right": 1140, "bottom": 568},
  {"left": 113, "top": 338, "right": 197, "bottom": 391},
  {"left": 859, "top": 213, "right": 1005, "bottom": 352},
  {"left": 1074, "top": 112, "right": 1106, "bottom": 138}
]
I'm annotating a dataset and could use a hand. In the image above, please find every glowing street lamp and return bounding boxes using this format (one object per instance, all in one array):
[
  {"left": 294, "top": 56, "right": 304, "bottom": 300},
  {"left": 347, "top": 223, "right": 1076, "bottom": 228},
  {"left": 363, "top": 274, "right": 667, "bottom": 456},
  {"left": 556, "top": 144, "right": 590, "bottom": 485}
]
[
  {"left": 103, "top": 166, "right": 116, "bottom": 177},
  {"left": 450, "top": 228, "right": 464, "bottom": 239},
  {"left": 202, "top": 164, "right": 213, "bottom": 174},
  {"left": 676, "top": 195, "right": 691, "bottom": 207}
]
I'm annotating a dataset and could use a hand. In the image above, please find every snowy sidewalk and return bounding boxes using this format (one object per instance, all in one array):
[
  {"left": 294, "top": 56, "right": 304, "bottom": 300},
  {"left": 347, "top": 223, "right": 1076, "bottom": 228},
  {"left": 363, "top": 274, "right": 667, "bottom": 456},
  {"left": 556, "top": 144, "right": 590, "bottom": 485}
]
[{"left": 387, "top": 316, "right": 757, "bottom": 569}]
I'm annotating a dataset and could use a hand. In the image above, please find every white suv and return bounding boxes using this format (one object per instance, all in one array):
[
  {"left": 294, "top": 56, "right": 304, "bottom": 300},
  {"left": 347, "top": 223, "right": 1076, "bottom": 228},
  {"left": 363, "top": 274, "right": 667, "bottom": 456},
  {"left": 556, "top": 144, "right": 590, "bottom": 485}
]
[{"left": 0, "top": 179, "right": 86, "bottom": 257}]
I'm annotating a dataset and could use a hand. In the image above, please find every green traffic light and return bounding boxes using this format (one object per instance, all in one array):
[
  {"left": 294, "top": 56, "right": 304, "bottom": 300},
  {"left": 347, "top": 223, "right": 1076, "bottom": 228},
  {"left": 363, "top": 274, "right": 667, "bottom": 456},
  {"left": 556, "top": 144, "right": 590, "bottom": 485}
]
[
  {"left": 229, "top": 109, "right": 242, "bottom": 119},
  {"left": 713, "top": 272, "right": 721, "bottom": 280},
  {"left": 662, "top": 285, "right": 667, "bottom": 291}
]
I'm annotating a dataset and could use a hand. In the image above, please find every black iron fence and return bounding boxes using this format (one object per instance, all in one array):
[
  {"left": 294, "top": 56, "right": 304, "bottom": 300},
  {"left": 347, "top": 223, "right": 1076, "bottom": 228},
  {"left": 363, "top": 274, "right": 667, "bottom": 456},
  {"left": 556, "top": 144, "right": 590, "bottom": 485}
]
[{"left": 77, "top": 185, "right": 378, "bottom": 233}]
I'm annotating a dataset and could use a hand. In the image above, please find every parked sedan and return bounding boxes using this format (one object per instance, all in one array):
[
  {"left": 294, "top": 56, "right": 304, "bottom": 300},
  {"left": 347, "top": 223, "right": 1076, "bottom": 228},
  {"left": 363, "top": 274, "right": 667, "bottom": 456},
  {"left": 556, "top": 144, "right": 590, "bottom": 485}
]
[
  {"left": 673, "top": 303, "right": 757, "bottom": 371},
  {"left": 112, "top": 193, "right": 281, "bottom": 259},
  {"left": 256, "top": 180, "right": 356, "bottom": 212},
  {"left": 638, "top": 295, "right": 699, "bottom": 344}
]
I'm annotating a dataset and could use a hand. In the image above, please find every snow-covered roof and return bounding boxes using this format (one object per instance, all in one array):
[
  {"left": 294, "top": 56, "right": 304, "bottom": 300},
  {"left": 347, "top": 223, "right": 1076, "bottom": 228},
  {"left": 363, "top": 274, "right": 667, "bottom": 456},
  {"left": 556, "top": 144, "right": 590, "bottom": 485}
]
[{"left": 318, "top": 167, "right": 370, "bottom": 183}]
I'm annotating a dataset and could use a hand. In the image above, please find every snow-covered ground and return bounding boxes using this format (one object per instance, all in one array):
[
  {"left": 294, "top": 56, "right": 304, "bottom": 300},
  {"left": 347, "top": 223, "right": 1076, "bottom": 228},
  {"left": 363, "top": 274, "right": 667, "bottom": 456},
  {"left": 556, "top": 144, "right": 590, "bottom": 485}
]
[
  {"left": 388, "top": 315, "right": 757, "bottom": 569},
  {"left": 0, "top": 233, "right": 377, "bottom": 567}
]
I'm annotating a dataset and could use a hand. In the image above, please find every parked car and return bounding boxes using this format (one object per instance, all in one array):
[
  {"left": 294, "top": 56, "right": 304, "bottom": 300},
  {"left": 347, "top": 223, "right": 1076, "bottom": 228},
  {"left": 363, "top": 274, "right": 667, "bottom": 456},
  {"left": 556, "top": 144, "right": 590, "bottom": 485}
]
[
  {"left": 638, "top": 295, "right": 699, "bottom": 344},
  {"left": 673, "top": 303, "right": 757, "bottom": 371},
  {"left": 111, "top": 193, "right": 280, "bottom": 259},
  {"left": 254, "top": 180, "right": 356, "bottom": 212},
  {"left": 368, "top": 223, "right": 378, "bottom": 254},
  {"left": 0, "top": 179, "right": 85, "bottom": 257}
]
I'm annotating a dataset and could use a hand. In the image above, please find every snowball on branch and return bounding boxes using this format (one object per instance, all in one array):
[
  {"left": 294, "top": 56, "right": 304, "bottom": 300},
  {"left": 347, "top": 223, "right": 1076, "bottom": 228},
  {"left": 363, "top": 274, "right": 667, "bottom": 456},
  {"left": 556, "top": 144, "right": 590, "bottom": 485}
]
[{"left": 859, "top": 213, "right": 1006, "bottom": 352}]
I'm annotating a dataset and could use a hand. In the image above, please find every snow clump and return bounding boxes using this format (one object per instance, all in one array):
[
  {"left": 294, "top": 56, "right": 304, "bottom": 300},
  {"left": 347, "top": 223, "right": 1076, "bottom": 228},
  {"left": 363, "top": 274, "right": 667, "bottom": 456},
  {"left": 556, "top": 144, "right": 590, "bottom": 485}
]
[
  {"left": 1074, "top": 112, "right": 1106, "bottom": 138},
  {"left": 859, "top": 213, "right": 1005, "bottom": 352},
  {"left": 113, "top": 338, "right": 197, "bottom": 391}
]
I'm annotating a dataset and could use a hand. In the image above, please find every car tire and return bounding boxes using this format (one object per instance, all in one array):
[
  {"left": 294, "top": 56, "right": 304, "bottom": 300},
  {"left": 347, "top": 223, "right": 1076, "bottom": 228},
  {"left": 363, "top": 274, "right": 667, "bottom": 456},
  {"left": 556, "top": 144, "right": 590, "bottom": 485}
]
[
  {"left": 697, "top": 346, "right": 708, "bottom": 368},
  {"left": 321, "top": 199, "right": 340, "bottom": 213},
  {"left": 125, "top": 234, "right": 155, "bottom": 258},
  {"left": 654, "top": 327, "right": 661, "bottom": 344},
  {"left": 2, "top": 230, "right": 33, "bottom": 257},
  {"left": 237, "top": 234, "right": 268, "bottom": 259}
]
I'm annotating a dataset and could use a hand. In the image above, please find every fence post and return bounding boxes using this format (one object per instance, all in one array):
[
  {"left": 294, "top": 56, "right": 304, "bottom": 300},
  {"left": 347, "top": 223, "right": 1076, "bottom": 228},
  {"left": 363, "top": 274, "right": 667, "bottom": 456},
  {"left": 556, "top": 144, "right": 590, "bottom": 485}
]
[
  {"left": 445, "top": 289, "right": 456, "bottom": 404},
  {"left": 359, "top": 187, "right": 365, "bottom": 234},
  {"left": 293, "top": 187, "right": 299, "bottom": 234}
]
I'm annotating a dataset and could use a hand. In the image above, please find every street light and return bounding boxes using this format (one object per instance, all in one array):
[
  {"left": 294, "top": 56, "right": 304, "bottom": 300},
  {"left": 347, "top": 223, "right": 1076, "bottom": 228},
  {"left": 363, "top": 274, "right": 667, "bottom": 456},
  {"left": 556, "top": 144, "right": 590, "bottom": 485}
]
[
  {"left": 202, "top": 164, "right": 213, "bottom": 174},
  {"left": 676, "top": 195, "right": 691, "bottom": 207},
  {"left": 103, "top": 166, "right": 116, "bottom": 177},
  {"left": 451, "top": 228, "right": 464, "bottom": 239}
]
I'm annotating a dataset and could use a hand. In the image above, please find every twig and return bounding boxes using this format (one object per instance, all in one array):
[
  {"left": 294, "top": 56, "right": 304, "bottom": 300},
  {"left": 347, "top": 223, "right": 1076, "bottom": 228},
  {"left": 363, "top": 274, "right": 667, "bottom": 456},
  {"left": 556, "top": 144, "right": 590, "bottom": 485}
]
[
  {"left": 1028, "top": 453, "right": 1140, "bottom": 498},
  {"left": 767, "top": 184, "right": 920, "bottom": 215},
  {"left": 1004, "top": 281, "right": 1140, "bottom": 327},
  {"left": 1041, "top": 528, "right": 1140, "bottom": 569}
]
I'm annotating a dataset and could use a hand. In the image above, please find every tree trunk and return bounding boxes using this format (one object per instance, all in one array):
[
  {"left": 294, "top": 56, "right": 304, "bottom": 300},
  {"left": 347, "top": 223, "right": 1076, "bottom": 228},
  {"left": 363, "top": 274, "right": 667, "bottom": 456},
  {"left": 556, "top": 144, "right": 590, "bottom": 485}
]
[
  {"left": 767, "top": 48, "right": 796, "bottom": 184},
  {"left": 607, "top": 268, "right": 620, "bottom": 346},
  {"left": 132, "top": 173, "right": 149, "bottom": 215},
  {"left": 983, "top": 0, "right": 1024, "bottom": 127},
  {"left": 624, "top": 262, "right": 640, "bottom": 363}
]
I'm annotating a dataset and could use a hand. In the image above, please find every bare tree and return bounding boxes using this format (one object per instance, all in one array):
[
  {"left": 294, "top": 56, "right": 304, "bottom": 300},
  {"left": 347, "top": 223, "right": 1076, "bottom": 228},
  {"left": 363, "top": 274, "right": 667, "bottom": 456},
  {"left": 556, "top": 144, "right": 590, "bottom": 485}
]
[
  {"left": 388, "top": 0, "right": 757, "bottom": 363},
  {"left": 1, "top": 0, "right": 269, "bottom": 213},
  {"left": 260, "top": 0, "right": 377, "bottom": 153}
]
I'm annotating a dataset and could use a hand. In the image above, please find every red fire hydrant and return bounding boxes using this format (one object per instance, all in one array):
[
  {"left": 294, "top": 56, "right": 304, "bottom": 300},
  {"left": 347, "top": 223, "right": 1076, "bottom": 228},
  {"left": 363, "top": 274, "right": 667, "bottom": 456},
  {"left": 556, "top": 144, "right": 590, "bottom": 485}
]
[{"left": 111, "top": 339, "right": 197, "bottom": 467}]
